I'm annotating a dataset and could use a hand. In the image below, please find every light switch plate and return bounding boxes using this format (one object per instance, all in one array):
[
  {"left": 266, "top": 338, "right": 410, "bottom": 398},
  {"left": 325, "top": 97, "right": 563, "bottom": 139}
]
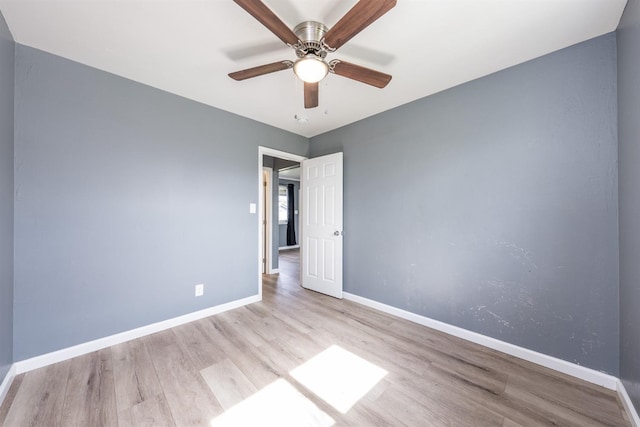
[
  {"left": 249, "top": 203, "right": 257, "bottom": 214},
  {"left": 195, "top": 284, "right": 204, "bottom": 297}
]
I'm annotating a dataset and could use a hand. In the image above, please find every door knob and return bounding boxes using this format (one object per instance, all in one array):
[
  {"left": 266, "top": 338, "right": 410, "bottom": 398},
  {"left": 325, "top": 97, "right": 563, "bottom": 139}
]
[{"left": 334, "top": 230, "right": 340, "bottom": 236}]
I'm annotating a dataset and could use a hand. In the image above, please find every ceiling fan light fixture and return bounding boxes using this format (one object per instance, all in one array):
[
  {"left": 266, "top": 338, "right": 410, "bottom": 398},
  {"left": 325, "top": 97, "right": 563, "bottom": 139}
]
[{"left": 294, "top": 55, "right": 329, "bottom": 83}]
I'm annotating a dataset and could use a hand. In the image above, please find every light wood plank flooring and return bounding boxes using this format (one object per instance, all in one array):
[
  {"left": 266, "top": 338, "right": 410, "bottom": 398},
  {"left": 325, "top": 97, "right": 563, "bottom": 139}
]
[{"left": 0, "top": 249, "right": 632, "bottom": 426}]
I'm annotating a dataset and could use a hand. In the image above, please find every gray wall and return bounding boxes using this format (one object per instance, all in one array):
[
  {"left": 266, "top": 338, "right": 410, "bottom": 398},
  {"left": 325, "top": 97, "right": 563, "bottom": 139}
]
[
  {"left": 618, "top": 0, "right": 640, "bottom": 410},
  {"left": 13, "top": 45, "right": 308, "bottom": 360},
  {"left": 278, "top": 178, "right": 300, "bottom": 248},
  {"left": 0, "top": 11, "right": 14, "bottom": 383},
  {"left": 311, "top": 34, "right": 619, "bottom": 374}
]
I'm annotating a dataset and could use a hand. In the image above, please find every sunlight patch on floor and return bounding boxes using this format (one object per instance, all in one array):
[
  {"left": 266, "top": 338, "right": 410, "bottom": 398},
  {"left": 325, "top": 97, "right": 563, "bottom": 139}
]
[
  {"left": 210, "top": 379, "right": 334, "bottom": 427},
  {"left": 290, "top": 345, "right": 388, "bottom": 414}
]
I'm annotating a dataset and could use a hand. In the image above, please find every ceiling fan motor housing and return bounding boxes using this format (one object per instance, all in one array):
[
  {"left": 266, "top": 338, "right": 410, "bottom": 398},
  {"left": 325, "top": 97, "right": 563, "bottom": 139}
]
[{"left": 293, "top": 21, "right": 329, "bottom": 59}]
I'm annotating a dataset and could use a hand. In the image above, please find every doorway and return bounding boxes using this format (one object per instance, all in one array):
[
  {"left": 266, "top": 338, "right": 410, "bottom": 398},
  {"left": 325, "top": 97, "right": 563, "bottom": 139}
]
[{"left": 258, "top": 147, "right": 307, "bottom": 298}]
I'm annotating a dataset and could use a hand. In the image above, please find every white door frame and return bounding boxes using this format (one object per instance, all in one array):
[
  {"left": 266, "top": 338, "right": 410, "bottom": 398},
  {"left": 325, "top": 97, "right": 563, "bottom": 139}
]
[
  {"left": 258, "top": 147, "right": 307, "bottom": 299},
  {"left": 262, "top": 167, "right": 273, "bottom": 275}
]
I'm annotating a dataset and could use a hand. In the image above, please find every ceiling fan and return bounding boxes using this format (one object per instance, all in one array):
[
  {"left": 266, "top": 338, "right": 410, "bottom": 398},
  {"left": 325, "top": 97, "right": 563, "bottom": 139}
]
[{"left": 229, "top": 0, "right": 396, "bottom": 109}]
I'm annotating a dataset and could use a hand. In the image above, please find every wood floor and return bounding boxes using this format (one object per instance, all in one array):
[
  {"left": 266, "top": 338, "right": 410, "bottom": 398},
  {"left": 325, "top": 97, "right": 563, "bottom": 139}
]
[{"left": 0, "top": 249, "right": 631, "bottom": 426}]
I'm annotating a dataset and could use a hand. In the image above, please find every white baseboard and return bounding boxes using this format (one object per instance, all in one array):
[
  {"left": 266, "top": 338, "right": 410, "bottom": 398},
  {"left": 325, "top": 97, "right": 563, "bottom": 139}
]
[
  {"left": 279, "top": 245, "right": 299, "bottom": 251},
  {"left": 343, "top": 292, "right": 618, "bottom": 390},
  {"left": 0, "top": 364, "right": 17, "bottom": 407},
  {"left": 617, "top": 379, "right": 640, "bottom": 427},
  {"left": 14, "top": 294, "right": 261, "bottom": 375}
]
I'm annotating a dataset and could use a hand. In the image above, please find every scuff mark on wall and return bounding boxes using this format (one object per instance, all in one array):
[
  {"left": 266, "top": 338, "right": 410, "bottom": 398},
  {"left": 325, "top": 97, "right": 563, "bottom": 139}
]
[
  {"left": 470, "top": 304, "right": 514, "bottom": 331},
  {"left": 494, "top": 240, "right": 539, "bottom": 271}
]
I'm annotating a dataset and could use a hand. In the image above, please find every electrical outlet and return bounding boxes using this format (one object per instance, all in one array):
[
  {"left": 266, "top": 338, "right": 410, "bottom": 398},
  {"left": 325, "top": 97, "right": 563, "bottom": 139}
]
[{"left": 195, "top": 284, "right": 204, "bottom": 297}]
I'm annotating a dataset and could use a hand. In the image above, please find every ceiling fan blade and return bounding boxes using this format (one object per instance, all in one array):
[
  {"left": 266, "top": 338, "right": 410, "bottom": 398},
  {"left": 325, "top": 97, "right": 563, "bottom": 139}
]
[
  {"left": 323, "top": 0, "right": 397, "bottom": 51},
  {"left": 229, "top": 61, "right": 293, "bottom": 81},
  {"left": 233, "top": 0, "right": 299, "bottom": 46},
  {"left": 304, "top": 82, "right": 319, "bottom": 109},
  {"left": 331, "top": 60, "right": 391, "bottom": 88}
]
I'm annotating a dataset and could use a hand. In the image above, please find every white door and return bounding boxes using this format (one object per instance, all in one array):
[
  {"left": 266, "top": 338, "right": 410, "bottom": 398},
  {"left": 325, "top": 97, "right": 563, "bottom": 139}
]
[{"left": 301, "top": 152, "right": 343, "bottom": 298}]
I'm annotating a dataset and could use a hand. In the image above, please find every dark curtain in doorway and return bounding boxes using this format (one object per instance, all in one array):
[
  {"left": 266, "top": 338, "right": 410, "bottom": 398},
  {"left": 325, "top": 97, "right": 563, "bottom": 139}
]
[{"left": 286, "top": 183, "right": 296, "bottom": 245}]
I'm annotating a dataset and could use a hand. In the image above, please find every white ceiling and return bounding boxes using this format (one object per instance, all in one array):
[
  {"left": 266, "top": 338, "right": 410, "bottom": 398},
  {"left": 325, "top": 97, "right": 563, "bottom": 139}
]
[
  {"left": 279, "top": 167, "right": 300, "bottom": 181},
  {"left": 0, "top": 0, "right": 627, "bottom": 138}
]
